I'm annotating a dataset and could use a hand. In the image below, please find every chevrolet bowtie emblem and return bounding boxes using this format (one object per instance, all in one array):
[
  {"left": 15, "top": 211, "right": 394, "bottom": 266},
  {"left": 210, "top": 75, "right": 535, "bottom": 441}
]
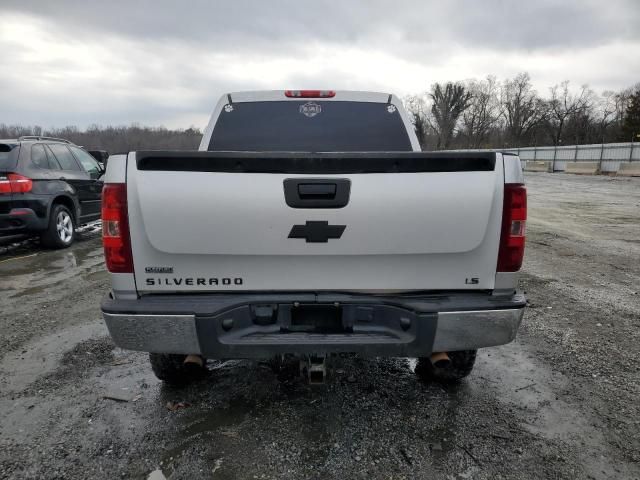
[{"left": 288, "top": 221, "right": 346, "bottom": 243}]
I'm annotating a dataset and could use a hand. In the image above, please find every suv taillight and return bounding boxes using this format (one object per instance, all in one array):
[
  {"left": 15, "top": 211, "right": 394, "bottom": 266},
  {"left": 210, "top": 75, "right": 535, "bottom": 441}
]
[
  {"left": 0, "top": 173, "right": 33, "bottom": 194},
  {"left": 497, "top": 184, "right": 527, "bottom": 272},
  {"left": 102, "top": 183, "right": 133, "bottom": 273}
]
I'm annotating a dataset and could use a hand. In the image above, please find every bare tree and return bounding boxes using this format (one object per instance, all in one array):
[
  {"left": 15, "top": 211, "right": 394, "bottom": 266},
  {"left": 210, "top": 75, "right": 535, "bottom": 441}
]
[
  {"left": 593, "top": 91, "right": 619, "bottom": 141},
  {"left": 500, "top": 72, "right": 545, "bottom": 147},
  {"left": 621, "top": 85, "right": 640, "bottom": 142},
  {"left": 545, "top": 81, "right": 594, "bottom": 145},
  {"left": 403, "top": 94, "right": 431, "bottom": 149},
  {"left": 428, "top": 82, "right": 471, "bottom": 149},
  {"left": 614, "top": 86, "right": 636, "bottom": 123},
  {"left": 460, "top": 76, "right": 501, "bottom": 148},
  {"left": 611, "top": 83, "right": 640, "bottom": 138},
  {"left": 564, "top": 107, "right": 596, "bottom": 145}
]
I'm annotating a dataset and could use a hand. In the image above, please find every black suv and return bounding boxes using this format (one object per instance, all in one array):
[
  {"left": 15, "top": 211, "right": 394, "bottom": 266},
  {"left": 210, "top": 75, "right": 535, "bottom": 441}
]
[{"left": 0, "top": 137, "right": 104, "bottom": 248}]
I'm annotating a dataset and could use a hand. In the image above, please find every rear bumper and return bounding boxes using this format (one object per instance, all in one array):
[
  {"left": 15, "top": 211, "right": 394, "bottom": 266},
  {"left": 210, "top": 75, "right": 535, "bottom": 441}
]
[
  {"left": 0, "top": 193, "right": 51, "bottom": 237},
  {"left": 101, "top": 291, "right": 526, "bottom": 358},
  {"left": 0, "top": 207, "right": 47, "bottom": 236}
]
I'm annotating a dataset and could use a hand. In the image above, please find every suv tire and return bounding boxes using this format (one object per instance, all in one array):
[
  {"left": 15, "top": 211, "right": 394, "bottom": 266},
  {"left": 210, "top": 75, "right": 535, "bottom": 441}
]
[
  {"left": 415, "top": 350, "right": 477, "bottom": 383},
  {"left": 149, "top": 353, "right": 207, "bottom": 385},
  {"left": 41, "top": 204, "right": 75, "bottom": 249}
]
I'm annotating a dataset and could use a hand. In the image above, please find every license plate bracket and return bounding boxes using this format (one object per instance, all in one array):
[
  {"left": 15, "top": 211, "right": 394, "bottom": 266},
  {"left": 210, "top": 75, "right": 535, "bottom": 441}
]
[{"left": 288, "top": 304, "right": 344, "bottom": 333}]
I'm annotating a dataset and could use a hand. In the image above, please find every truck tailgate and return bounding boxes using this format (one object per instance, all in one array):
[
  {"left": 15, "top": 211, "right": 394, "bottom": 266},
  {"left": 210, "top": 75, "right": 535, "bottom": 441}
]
[{"left": 126, "top": 152, "right": 504, "bottom": 292}]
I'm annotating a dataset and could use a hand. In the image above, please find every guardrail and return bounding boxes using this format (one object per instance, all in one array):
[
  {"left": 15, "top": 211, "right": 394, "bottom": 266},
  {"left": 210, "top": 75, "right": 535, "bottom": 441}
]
[
  {"left": 504, "top": 142, "right": 639, "bottom": 174},
  {"left": 443, "top": 142, "right": 639, "bottom": 175}
]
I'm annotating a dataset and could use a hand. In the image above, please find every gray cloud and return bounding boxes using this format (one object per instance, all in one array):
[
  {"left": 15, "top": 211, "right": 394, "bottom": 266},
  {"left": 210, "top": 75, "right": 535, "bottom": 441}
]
[
  {"left": 4, "top": 0, "right": 638, "bottom": 51},
  {"left": 1, "top": 0, "right": 638, "bottom": 128}
]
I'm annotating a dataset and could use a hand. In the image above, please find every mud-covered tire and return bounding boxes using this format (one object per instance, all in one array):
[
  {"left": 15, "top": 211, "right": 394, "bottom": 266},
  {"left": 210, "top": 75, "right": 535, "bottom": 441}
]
[
  {"left": 40, "top": 204, "right": 75, "bottom": 249},
  {"left": 415, "top": 350, "right": 477, "bottom": 383},
  {"left": 149, "top": 353, "right": 206, "bottom": 385}
]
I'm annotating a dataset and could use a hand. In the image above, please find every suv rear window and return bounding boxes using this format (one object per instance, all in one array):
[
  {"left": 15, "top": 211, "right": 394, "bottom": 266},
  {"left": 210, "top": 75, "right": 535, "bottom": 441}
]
[
  {"left": 0, "top": 143, "right": 19, "bottom": 171},
  {"left": 208, "top": 101, "right": 412, "bottom": 152}
]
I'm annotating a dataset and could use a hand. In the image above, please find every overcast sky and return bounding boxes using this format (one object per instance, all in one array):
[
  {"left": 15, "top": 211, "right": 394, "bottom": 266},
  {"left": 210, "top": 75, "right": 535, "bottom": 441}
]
[{"left": 1, "top": 0, "right": 639, "bottom": 129}]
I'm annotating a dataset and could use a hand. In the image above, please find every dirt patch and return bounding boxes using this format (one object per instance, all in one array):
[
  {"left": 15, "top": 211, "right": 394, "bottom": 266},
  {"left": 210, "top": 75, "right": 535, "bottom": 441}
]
[{"left": 21, "top": 337, "right": 116, "bottom": 396}]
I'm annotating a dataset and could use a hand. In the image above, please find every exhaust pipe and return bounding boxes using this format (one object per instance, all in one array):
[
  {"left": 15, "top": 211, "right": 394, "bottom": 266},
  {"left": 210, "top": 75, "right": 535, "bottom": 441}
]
[
  {"left": 430, "top": 352, "right": 451, "bottom": 368},
  {"left": 183, "top": 354, "right": 204, "bottom": 368}
]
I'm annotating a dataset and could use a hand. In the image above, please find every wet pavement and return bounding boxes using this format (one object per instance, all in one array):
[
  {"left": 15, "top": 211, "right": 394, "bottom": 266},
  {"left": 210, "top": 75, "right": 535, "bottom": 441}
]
[{"left": 0, "top": 173, "right": 639, "bottom": 479}]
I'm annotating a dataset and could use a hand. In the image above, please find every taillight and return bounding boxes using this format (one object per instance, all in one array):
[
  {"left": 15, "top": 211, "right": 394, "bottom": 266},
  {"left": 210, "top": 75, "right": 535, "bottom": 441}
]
[
  {"left": 102, "top": 183, "right": 133, "bottom": 273},
  {"left": 0, "top": 173, "right": 33, "bottom": 194},
  {"left": 497, "top": 184, "right": 527, "bottom": 272},
  {"left": 285, "top": 90, "right": 336, "bottom": 98}
]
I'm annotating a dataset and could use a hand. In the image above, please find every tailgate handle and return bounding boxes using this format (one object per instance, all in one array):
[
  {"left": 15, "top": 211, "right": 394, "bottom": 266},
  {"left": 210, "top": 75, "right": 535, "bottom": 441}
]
[
  {"left": 298, "top": 183, "right": 336, "bottom": 199},
  {"left": 284, "top": 178, "right": 351, "bottom": 209}
]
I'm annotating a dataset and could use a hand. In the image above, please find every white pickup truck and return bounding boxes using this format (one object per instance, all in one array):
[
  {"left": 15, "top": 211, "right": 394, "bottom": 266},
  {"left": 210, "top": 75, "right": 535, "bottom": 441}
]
[{"left": 100, "top": 90, "right": 526, "bottom": 384}]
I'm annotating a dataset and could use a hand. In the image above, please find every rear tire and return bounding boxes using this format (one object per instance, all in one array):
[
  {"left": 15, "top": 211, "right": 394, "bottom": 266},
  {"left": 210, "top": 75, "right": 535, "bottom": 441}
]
[
  {"left": 415, "top": 350, "right": 477, "bottom": 383},
  {"left": 40, "top": 204, "right": 75, "bottom": 249},
  {"left": 149, "top": 353, "right": 206, "bottom": 385}
]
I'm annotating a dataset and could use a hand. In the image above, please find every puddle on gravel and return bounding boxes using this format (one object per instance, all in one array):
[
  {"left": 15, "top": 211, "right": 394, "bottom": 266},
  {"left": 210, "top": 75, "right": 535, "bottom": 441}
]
[
  {"left": 478, "top": 342, "right": 632, "bottom": 479},
  {"left": 158, "top": 396, "right": 254, "bottom": 476},
  {"left": 178, "top": 396, "right": 253, "bottom": 438},
  {"left": 0, "top": 238, "right": 104, "bottom": 296},
  {"left": 482, "top": 343, "right": 595, "bottom": 439}
]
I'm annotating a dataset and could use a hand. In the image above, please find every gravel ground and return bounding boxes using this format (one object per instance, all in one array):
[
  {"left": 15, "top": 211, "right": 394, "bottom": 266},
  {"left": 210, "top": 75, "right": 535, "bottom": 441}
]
[{"left": 0, "top": 172, "right": 639, "bottom": 480}]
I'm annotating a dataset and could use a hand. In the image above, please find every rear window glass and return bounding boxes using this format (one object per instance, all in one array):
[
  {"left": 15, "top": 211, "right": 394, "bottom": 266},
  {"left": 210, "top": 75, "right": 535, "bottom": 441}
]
[
  {"left": 208, "top": 101, "right": 412, "bottom": 152},
  {"left": 47, "top": 144, "right": 81, "bottom": 171},
  {"left": 31, "top": 144, "right": 60, "bottom": 170},
  {"left": 0, "top": 143, "right": 19, "bottom": 170}
]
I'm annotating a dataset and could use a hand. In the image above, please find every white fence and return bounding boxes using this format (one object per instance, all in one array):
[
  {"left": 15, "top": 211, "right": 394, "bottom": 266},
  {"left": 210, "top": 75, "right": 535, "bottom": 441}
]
[{"left": 502, "top": 142, "right": 639, "bottom": 173}]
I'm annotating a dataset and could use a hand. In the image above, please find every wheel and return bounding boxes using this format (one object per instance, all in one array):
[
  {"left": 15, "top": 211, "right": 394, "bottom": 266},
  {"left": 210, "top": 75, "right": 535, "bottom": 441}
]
[
  {"left": 415, "top": 350, "right": 477, "bottom": 383},
  {"left": 40, "top": 204, "right": 75, "bottom": 249},
  {"left": 149, "top": 353, "right": 207, "bottom": 385}
]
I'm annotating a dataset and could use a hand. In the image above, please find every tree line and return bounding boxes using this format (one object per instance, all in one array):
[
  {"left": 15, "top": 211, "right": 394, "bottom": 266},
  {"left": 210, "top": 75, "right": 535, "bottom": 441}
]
[
  {"left": 2, "top": 74, "right": 639, "bottom": 153},
  {"left": 404, "top": 73, "right": 640, "bottom": 150},
  {"left": 0, "top": 124, "right": 203, "bottom": 152}
]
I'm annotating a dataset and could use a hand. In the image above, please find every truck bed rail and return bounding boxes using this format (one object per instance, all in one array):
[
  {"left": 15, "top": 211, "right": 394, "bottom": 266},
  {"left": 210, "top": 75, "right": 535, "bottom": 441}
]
[{"left": 134, "top": 151, "right": 497, "bottom": 174}]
